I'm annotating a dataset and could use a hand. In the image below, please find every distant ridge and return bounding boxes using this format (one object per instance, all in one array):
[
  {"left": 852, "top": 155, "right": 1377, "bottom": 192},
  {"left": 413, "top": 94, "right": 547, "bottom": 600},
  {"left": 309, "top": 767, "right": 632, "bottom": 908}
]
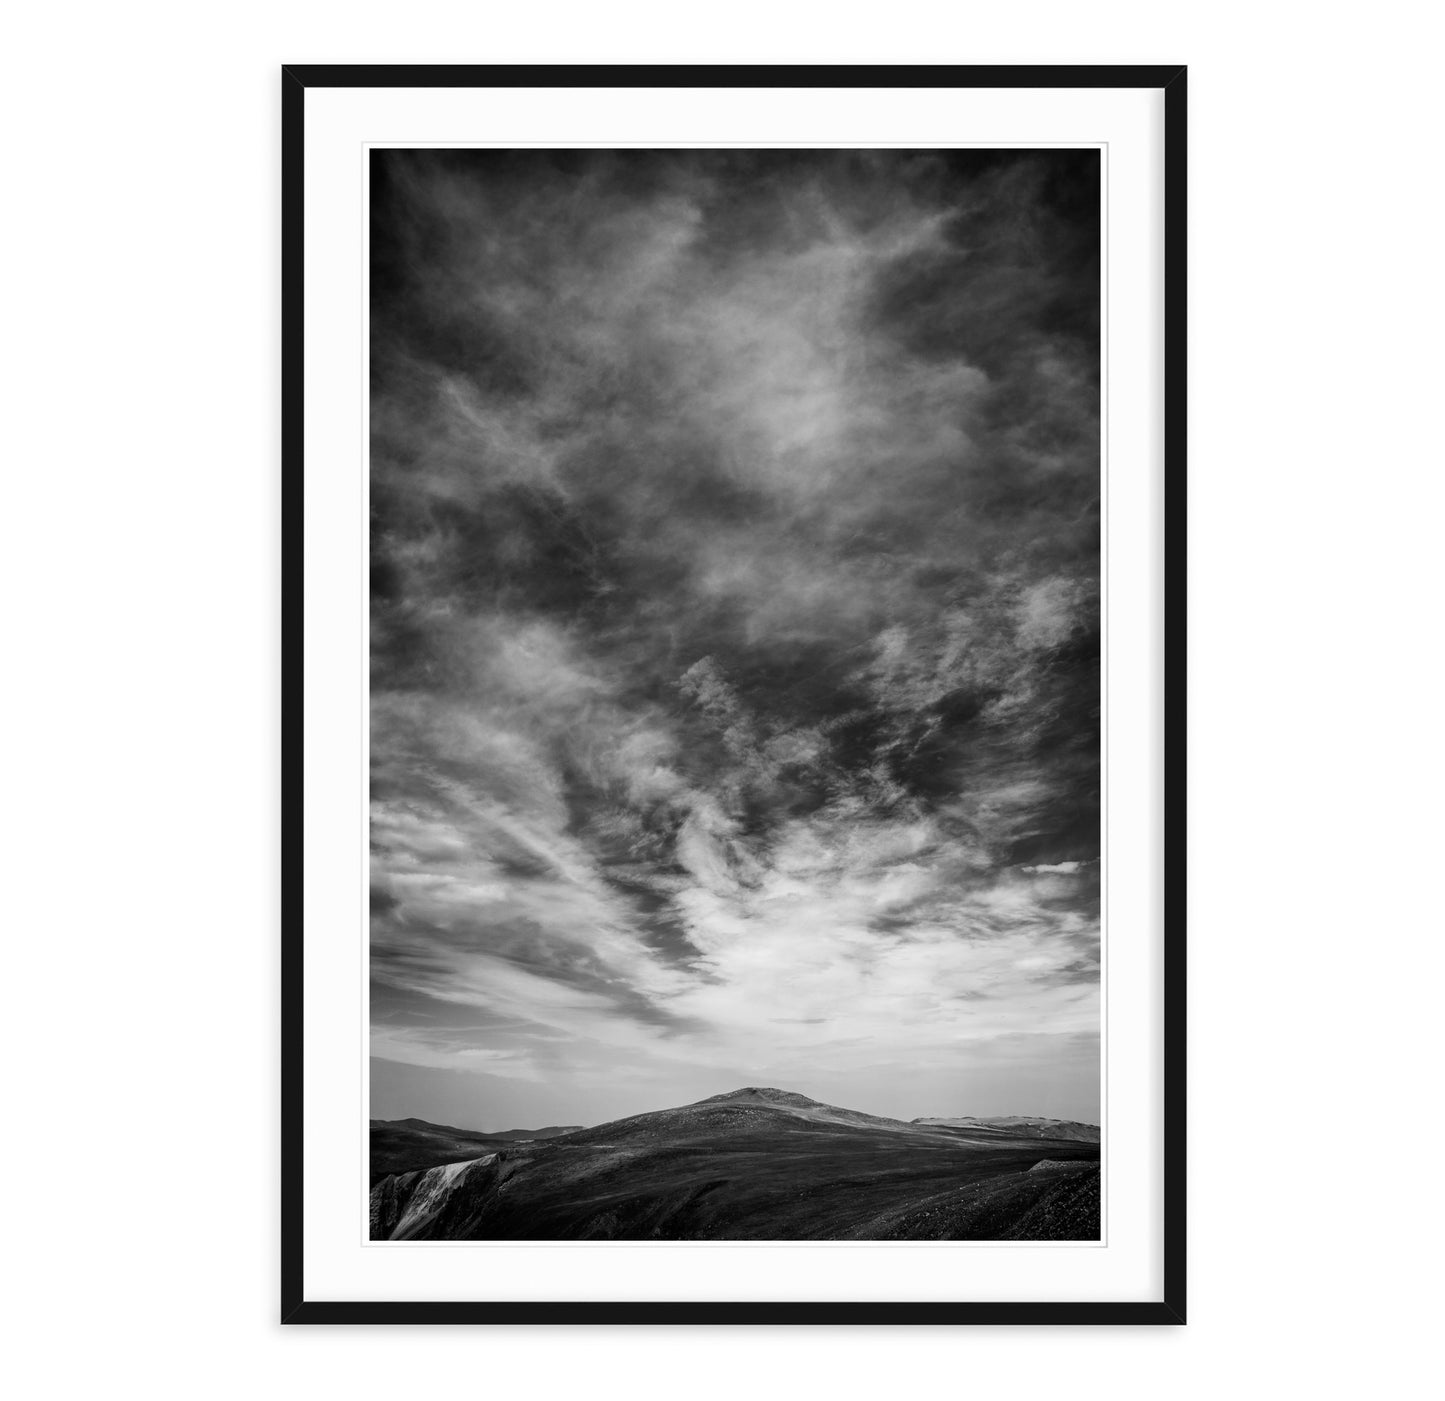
[
  {"left": 912, "top": 1115, "right": 1100, "bottom": 1143},
  {"left": 382, "top": 1117, "right": 584, "bottom": 1141},
  {"left": 480, "top": 1125, "right": 585, "bottom": 1142}
]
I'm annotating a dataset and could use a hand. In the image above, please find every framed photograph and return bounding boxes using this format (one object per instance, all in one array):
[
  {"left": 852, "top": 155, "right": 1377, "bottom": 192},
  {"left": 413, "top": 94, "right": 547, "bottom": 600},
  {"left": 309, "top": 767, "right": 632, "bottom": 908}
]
[{"left": 283, "top": 64, "right": 1186, "bottom": 1324}]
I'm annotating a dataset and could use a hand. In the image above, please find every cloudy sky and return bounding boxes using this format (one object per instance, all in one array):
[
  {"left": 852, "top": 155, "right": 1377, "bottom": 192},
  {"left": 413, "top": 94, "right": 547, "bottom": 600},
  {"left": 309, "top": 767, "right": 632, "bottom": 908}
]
[{"left": 368, "top": 149, "right": 1100, "bottom": 1130}]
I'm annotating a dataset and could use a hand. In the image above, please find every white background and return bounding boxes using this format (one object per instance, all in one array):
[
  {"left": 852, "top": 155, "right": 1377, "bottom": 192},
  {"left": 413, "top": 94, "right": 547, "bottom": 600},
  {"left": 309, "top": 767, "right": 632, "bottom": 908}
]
[{"left": 4, "top": 1, "right": 1441, "bottom": 1396}]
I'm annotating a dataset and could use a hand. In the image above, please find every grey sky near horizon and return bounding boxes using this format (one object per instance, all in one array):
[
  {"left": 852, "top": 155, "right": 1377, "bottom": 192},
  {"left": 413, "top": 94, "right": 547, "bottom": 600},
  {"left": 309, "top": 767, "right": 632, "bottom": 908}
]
[{"left": 369, "top": 149, "right": 1101, "bottom": 1132}]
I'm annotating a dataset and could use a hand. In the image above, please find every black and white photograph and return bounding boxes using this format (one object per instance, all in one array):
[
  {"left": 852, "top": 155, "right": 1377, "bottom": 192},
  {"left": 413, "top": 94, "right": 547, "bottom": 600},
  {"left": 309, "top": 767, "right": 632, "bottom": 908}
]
[{"left": 367, "top": 146, "right": 1103, "bottom": 1243}]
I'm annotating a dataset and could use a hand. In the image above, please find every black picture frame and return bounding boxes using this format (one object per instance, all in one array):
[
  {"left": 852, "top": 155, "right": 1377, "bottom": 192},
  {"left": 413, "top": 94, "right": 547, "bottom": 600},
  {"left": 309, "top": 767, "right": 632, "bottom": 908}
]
[{"left": 282, "top": 63, "right": 1186, "bottom": 1325}]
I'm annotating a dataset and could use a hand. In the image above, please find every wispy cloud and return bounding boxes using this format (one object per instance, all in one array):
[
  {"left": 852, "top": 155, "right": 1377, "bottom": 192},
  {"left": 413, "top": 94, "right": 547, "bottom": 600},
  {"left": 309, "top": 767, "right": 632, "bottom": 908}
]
[{"left": 369, "top": 150, "right": 1100, "bottom": 1124}]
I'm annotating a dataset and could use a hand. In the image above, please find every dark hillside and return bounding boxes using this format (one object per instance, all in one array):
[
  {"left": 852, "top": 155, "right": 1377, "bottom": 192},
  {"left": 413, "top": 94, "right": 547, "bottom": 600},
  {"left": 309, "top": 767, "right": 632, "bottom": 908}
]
[{"left": 369, "top": 1089, "right": 1100, "bottom": 1239}]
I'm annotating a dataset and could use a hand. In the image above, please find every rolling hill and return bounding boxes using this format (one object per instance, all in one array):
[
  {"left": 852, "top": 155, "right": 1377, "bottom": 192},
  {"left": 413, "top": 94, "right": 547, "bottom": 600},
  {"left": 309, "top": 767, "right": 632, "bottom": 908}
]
[
  {"left": 369, "top": 1088, "right": 1100, "bottom": 1240},
  {"left": 369, "top": 1117, "right": 584, "bottom": 1183},
  {"left": 911, "top": 1115, "right": 1102, "bottom": 1142}
]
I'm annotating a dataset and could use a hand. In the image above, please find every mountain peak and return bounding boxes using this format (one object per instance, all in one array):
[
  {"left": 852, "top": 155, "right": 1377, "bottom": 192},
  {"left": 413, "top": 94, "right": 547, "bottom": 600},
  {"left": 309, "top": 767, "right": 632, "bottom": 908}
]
[{"left": 700, "top": 1086, "right": 823, "bottom": 1108}]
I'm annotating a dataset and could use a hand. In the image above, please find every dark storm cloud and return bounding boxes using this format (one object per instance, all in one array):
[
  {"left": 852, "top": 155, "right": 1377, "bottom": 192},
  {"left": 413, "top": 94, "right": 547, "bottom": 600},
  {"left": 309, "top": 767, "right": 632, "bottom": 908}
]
[{"left": 369, "top": 150, "right": 1100, "bottom": 1116}]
